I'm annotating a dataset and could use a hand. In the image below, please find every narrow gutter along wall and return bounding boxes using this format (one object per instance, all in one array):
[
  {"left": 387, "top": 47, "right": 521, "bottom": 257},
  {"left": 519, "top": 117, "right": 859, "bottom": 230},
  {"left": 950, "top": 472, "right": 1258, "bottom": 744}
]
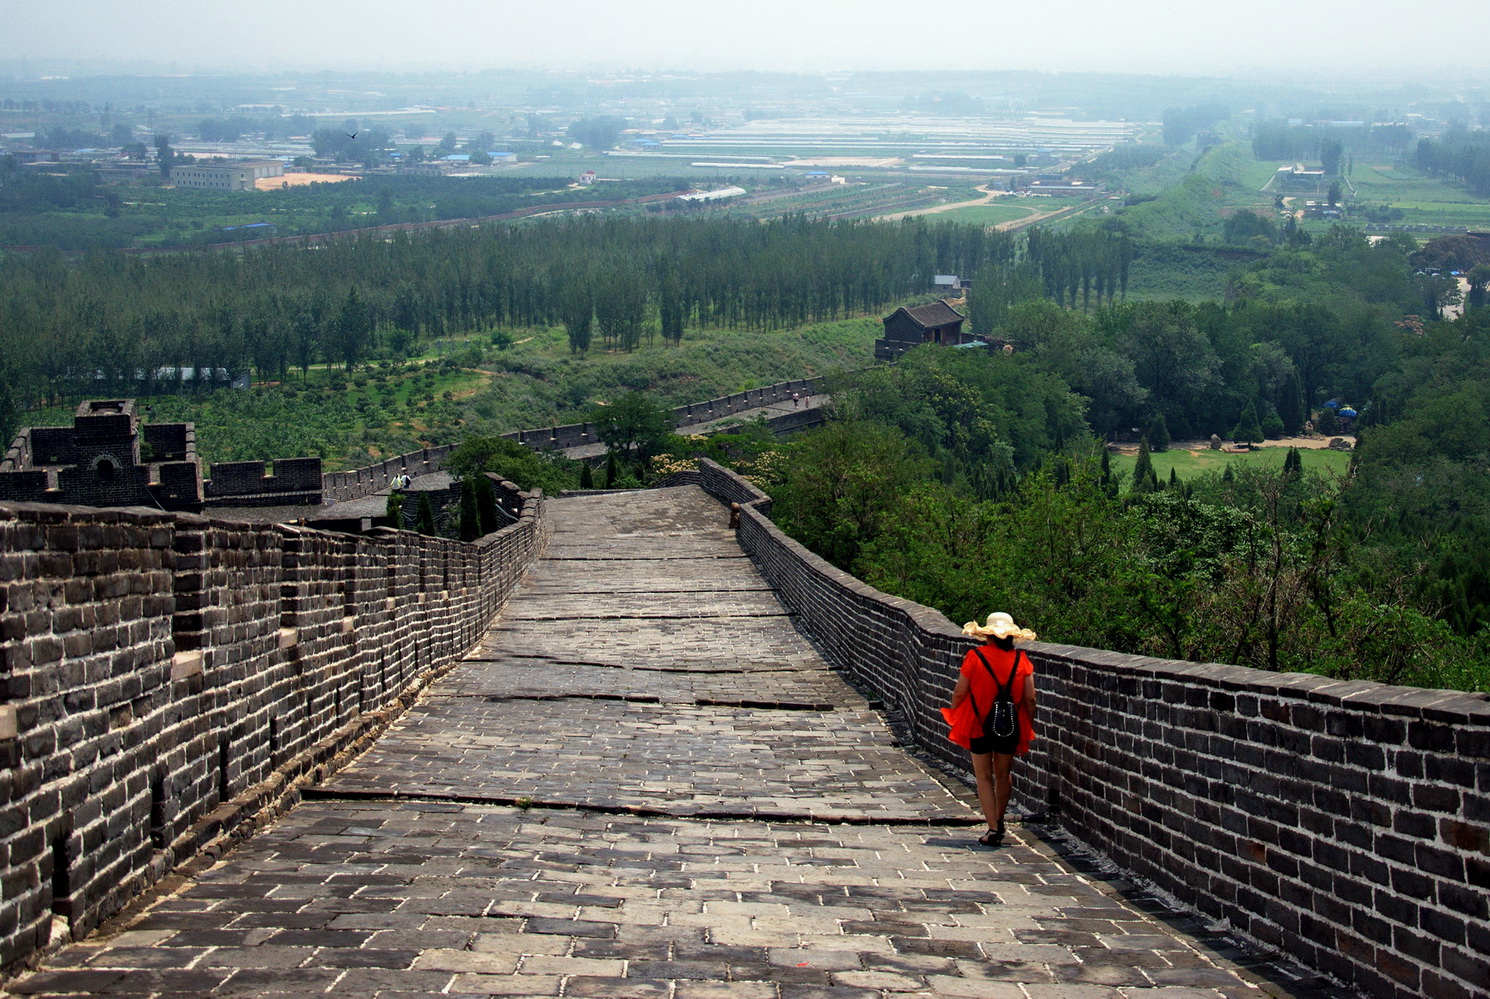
[
  {"left": 695, "top": 459, "right": 1489, "bottom": 999},
  {"left": 0, "top": 482, "right": 543, "bottom": 975}
]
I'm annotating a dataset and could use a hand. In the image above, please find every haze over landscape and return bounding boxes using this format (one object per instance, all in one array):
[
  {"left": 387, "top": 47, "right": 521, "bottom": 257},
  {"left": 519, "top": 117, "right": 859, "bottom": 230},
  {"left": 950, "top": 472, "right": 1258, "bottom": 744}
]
[{"left": 7, "top": 0, "right": 1488, "bottom": 77}]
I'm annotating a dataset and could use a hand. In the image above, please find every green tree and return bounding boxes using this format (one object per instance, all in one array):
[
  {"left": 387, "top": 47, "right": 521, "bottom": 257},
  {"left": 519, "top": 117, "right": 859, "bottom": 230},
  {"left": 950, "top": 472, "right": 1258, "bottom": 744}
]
[
  {"left": 457, "top": 478, "right": 481, "bottom": 541},
  {"left": 1467, "top": 265, "right": 1490, "bottom": 310},
  {"left": 592, "top": 392, "right": 673, "bottom": 463},
  {"left": 560, "top": 282, "right": 593, "bottom": 354},
  {"left": 774, "top": 421, "right": 932, "bottom": 572},
  {"left": 1231, "top": 401, "right": 1264, "bottom": 444},
  {"left": 414, "top": 493, "right": 437, "bottom": 535},
  {"left": 1131, "top": 438, "right": 1158, "bottom": 493},
  {"left": 153, "top": 134, "right": 174, "bottom": 179},
  {"left": 1320, "top": 139, "right": 1344, "bottom": 176},
  {"left": 566, "top": 116, "right": 627, "bottom": 150},
  {"left": 1282, "top": 447, "right": 1302, "bottom": 478},
  {"left": 1144, "top": 413, "right": 1171, "bottom": 452},
  {"left": 444, "top": 435, "right": 577, "bottom": 495},
  {"left": 332, "top": 286, "right": 373, "bottom": 371},
  {"left": 1261, "top": 408, "right": 1286, "bottom": 439}
]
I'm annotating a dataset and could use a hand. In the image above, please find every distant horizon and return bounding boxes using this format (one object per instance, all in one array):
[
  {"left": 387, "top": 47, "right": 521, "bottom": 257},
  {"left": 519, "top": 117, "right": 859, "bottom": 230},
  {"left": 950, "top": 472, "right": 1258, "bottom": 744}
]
[
  {"left": 7, "top": 0, "right": 1490, "bottom": 83},
  {"left": 2, "top": 59, "right": 1487, "bottom": 95}
]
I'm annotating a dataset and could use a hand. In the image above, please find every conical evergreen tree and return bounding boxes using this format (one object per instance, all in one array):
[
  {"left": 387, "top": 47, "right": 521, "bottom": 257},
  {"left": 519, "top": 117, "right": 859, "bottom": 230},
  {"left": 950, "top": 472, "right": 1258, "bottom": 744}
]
[
  {"left": 414, "top": 493, "right": 437, "bottom": 535},
  {"left": 1145, "top": 413, "right": 1171, "bottom": 452},
  {"left": 457, "top": 480, "right": 480, "bottom": 541},
  {"left": 579, "top": 462, "right": 594, "bottom": 489},
  {"left": 1231, "top": 402, "right": 1264, "bottom": 444},
  {"left": 604, "top": 451, "right": 619, "bottom": 488},
  {"left": 471, "top": 474, "right": 499, "bottom": 535},
  {"left": 1132, "top": 438, "right": 1157, "bottom": 494},
  {"left": 1282, "top": 447, "right": 1302, "bottom": 478}
]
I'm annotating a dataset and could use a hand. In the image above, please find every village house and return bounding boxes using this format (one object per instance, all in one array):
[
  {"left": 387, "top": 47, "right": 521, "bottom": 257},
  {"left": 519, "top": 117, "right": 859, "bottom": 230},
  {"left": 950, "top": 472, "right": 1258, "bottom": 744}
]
[{"left": 875, "top": 301, "right": 978, "bottom": 361}]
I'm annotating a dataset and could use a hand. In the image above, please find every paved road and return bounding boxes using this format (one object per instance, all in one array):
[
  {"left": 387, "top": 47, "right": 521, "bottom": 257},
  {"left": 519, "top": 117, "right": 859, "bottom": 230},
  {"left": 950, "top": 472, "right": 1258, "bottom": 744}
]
[{"left": 4, "top": 488, "right": 1346, "bottom": 998}]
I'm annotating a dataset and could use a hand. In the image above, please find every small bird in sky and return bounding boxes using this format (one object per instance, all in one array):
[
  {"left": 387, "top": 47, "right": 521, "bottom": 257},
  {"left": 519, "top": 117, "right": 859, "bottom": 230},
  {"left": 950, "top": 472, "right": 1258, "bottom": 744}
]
[{"left": 346, "top": 131, "right": 358, "bottom": 139}]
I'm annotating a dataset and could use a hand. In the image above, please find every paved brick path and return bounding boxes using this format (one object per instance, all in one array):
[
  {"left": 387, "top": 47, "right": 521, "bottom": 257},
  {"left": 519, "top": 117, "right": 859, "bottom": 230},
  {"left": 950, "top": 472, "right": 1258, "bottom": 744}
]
[{"left": 4, "top": 487, "right": 1345, "bottom": 999}]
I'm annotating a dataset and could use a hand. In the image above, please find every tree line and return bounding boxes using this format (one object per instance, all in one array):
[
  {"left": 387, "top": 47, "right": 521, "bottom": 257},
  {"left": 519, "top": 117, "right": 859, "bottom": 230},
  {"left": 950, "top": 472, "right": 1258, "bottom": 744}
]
[
  {"left": 1412, "top": 126, "right": 1490, "bottom": 197},
  {"left": 1251, "top": 121, "right": 1415, "bottom": 164},
  {"left": 768, "top": 297, "right": 1490, "bottom": 690},
  {"left": 0, "top": 213, "right": 1015, "bottom": 441}
]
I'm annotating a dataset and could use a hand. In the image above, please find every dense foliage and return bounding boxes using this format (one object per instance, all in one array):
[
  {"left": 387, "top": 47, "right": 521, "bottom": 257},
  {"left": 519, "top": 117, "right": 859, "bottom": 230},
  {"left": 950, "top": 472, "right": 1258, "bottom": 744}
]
[
  {"left": 762, "top": 219, "right": 1490, "bottom": 692},
  {"left": 0, "top": 214, "right": 1011, "bottom": 442},
  {"left": 1413, "top": 126, "right": 1490, "bottom": 196}
]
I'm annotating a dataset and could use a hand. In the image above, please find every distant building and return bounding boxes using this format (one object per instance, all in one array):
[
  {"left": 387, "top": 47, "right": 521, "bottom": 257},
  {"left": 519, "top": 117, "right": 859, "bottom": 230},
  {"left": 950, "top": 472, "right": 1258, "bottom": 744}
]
[
  {"left": 171, "top": 159, "right": 284, "bottom": 191},
  {"left": 1270, "top": 163, "right": 1327, "bottom": 193},
  {"left": 875, "top": 301, "right": 977, "bottom": 361},
  {"left": 677, "top": 186, "right": 747, "bottom": 204}
]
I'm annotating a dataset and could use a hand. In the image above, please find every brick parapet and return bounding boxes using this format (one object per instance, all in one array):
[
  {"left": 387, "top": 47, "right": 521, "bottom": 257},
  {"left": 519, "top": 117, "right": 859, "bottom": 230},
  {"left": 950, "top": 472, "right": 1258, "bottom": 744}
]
[
  {"left": 0, "top": 488, "right": 543, "bottom": 975},
  {"left": 320, "top": 379, "right": 829, "bottom": 508},
  {"left": 694, "top": 458, "right": 1490, "bottom": 999}
]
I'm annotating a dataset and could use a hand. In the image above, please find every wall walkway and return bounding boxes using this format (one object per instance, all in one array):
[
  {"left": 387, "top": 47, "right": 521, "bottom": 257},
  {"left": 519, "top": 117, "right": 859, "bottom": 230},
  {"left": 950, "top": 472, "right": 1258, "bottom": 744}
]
[
  {"left": 3, "top": 486, "right": 1334, "bottom": 999},
  {"left": 2, "top": 464, "right": 1486, "bottom": 999},
  {"left": 697, "top": 459, "right": 1489, "bottom": 999}
]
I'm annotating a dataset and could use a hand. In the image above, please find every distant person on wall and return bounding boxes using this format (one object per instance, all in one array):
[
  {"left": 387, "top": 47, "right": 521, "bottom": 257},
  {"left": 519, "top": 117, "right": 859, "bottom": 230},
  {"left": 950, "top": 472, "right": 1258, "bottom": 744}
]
[
  {"left": 942, "top": 612, "right": 1038, "bottom": 847},
  {"left": 792, "top": 391, "right": 800, "bottom": 409}
]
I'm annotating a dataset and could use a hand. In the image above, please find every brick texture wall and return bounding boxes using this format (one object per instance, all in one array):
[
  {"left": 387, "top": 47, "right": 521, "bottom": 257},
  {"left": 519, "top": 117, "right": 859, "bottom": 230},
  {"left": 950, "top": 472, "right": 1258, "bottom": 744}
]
[
  {"left": 320, "top": 447, "right": 454, "bottom": 505},
  {"left": 695, "top": 459, "right": 1490, "bottom": 999},
  {"left": 498, "top": 378, "right": 826, "bottom": 453},
  {"left": 0, "top": 483, "right": 544, "bottom": 975},
  {"left": 318, "top": 379, "right": 828, "bottom": 509}
]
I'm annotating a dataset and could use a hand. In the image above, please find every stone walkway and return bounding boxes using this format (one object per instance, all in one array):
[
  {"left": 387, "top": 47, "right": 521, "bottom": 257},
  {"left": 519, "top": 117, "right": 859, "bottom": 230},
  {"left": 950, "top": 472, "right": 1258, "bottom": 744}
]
[{"left": 3, "top": 487, "right": 1347, "bottom": 999}]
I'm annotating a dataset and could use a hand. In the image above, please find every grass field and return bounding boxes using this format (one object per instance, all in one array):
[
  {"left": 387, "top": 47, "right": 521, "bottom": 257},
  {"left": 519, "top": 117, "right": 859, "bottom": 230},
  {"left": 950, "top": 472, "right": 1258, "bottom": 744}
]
[
  {"left": 1108, "top": 442, "right": 1352, "bottom": 485},
  {"left": 912, "top": 203, "right": 1037, "bottom": 225}
]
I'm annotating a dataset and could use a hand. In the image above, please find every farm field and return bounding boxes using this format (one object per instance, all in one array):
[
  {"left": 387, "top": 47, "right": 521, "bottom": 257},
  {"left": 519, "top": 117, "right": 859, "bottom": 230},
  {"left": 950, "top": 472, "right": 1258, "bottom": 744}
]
[
  {"left": 917, "top": 203, "right": 1039, "bottom": 225},
  {"left": 1108, "top": 440, "right": 1353, "bottom": 484},
  {"left": 1345, "top": 162, "right": 1490, "bottom": 229}
]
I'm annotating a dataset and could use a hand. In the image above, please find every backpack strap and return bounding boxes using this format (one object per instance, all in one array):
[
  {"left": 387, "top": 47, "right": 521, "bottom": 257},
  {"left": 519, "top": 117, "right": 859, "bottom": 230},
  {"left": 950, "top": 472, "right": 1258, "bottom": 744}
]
[{"left": 971, "top": 648, "right": 1016, "bottom": 699}]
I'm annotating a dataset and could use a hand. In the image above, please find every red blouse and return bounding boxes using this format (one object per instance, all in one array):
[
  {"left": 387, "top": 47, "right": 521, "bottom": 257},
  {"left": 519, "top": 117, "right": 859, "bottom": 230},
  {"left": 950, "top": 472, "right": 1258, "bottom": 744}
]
[{"left": 942, "top": 642, "right": 1036, "bottom": 755}]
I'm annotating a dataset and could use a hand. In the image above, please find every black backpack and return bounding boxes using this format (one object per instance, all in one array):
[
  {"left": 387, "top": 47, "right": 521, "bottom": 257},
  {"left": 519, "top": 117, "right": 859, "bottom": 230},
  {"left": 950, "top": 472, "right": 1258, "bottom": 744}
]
[{"left": 970, "top": 648, "right": 1022, "bottom": 739}]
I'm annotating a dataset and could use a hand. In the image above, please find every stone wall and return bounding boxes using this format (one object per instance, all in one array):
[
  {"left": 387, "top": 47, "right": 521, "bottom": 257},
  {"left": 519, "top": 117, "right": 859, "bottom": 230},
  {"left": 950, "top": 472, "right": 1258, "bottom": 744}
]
[
  {"left": 498, "top": 378, "right": 825, "bottom": 453},
  {"left": 0, "top": 484, "right": 544, "bottom": 976},
  {"left": 202, "top": 458, "right": 324, "bottom": 508},
  {"left": 320, "top": 447, "right": 454, "bottom": 505},
  {"left": 695, "top": 459, "right": 1490, "bottom": 999}
]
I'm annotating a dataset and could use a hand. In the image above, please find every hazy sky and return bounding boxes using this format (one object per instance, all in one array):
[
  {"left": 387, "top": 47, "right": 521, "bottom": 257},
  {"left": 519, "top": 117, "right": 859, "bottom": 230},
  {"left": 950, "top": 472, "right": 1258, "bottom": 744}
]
[{"left": 6, "top": 0, "right": 1486, "bottom": 78}]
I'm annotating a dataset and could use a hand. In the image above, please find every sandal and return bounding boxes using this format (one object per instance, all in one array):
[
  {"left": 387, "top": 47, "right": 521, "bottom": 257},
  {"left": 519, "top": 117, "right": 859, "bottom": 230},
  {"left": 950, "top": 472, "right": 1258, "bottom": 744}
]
[{"left": 977, "top": 827, "right": 1004, "bottom": 848}]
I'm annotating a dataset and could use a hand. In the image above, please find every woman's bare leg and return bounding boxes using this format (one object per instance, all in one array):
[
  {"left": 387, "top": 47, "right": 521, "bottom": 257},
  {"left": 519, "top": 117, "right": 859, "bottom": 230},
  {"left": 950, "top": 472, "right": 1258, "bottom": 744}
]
[
  {"left": 992, "top": 752, "right": 1015, "bottom": 830},
  {"left": 970, "top": 751, "right": 998, "bottom": 831}
]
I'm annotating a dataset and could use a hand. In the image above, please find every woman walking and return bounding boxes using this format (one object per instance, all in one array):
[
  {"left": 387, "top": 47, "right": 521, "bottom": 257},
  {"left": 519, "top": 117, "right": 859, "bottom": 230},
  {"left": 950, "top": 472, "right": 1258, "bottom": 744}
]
[{"left": 942, "top": 612, "right": 1037, "bottom": 847}]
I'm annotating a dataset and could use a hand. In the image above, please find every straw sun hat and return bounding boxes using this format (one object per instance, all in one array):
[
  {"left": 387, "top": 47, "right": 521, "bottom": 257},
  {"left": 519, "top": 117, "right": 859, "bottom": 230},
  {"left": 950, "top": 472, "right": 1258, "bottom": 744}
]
[{"left": 962, "top": 612, "right": 1037, "bottom": 642}]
